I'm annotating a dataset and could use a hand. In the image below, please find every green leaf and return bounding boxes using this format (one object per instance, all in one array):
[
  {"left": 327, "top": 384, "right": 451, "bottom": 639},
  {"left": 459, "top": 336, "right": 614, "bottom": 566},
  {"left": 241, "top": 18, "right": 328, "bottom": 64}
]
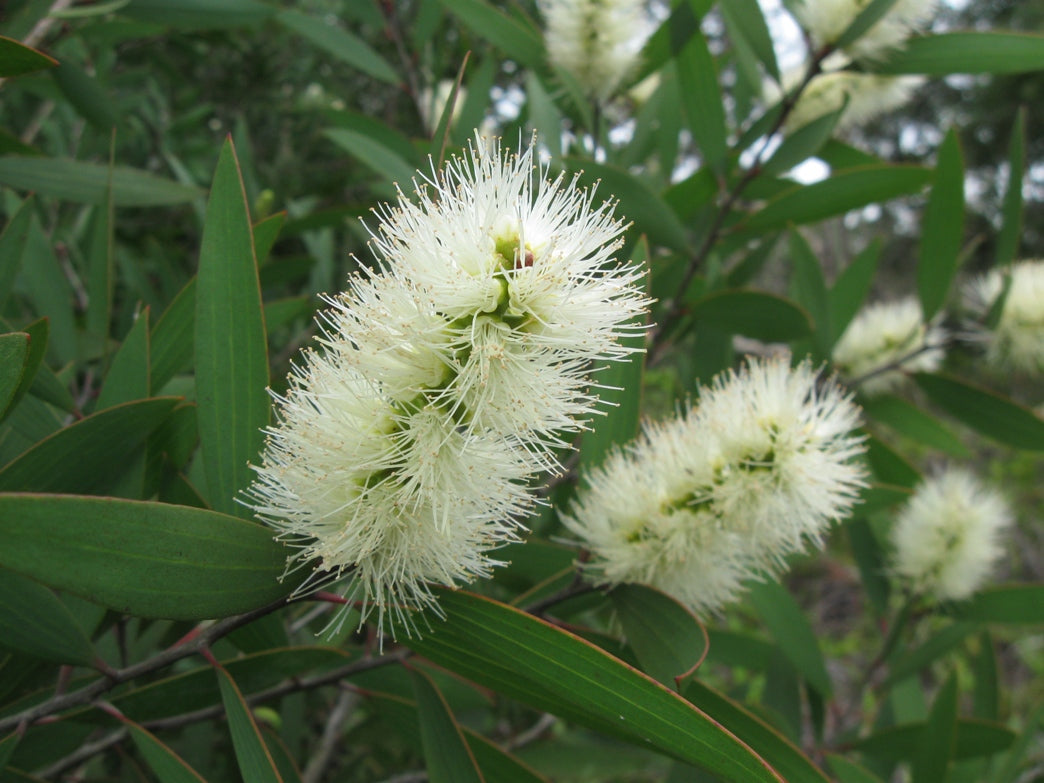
[
  {"left": 0, "top": 398, "right": 178, "bottom": 494},
  {"left": 912, "top": 673, "right": 958, "bottom": 783},
  {"left": 825, "top": 754, "right": 887, "bottom": 783},
  {"left": 950, "top": 584, "right": 1044, "bottom": 625},
  {"left": 913, "top": 373, "right": 1044, "bottom": 451},
  {"left": 578, "top": 238, "right": 648, "bottom": 472},
  {"left": 748, "top": 581, "right": 832, "bottom": 697},
  {"left": 0, "top": 731, "right": 20, "bottom": 768},
  {"left": 875, "top": 32, "right": 1044, "bottom": 75},
  {"left": 610, "top": 584, "right": 708, "bottom": 689},
  {"left": 0, "top": 196, "right": 35, "bottom": 312},
  {"left": 122, "top": 0, "right": 275, "bottom": 28},
  {"left": 970, "top": 631, "right": 998, "bottom": 721},
  {"left": 788, "top": 229, "right": 830, "bottom": 353},
  {"left": 253, "top": 212, "right": 286, "bottom": 264},
  {"left": 11, "top": 317, "right": 76, "bottom": 413},
  {"left": 275, "top": 10, "right": 399, "bottom": 85},
  {"left": 566, "top": 160, "right": 690, "bottom": 252},
  {"left": 860, "top": 395, "right": 970, "bottom": 457},
  {"left": 833, "top": 0, "right": 902, "bottom": 50},
  {"left": 437, "top": 0, "right": 543, "bottom": 69},
  {"left": 0, "top": 332, "right": 29, "bottom": 422},
  {"left": 828, "top": 240, "right": 880, "bottom": 349},
  {"left": 677, "top": 32, "right": 727, "bottom": 172},
  {"left": 846, "top": 515, "right": 891, "bottom": 612},
  {"left": 0, "top": 569, "right": 95, "bottom": 665},
  {"left": 0, "top": 35, "right": 57, "bottom": 77},
  {"left": 718, "top": 0, "right": 779, "bottom": 81},
  {"left": 685, "top": 679, "right": 829, "bottom": 783},
  {"left": 126, "top": 721, "right": 207, "bottom": 782},
  {"left": 410, "top": 668, "right": 485, "bottom": 783},
  {"left": 0, "top": 494, "right": 292, "bottom": 619},
  {"left": 323, "top": 127, "right": 419, "bottom": 189},
  {"left": 195, "top": 139, "right": 269, "bottom": 517},
  {"left": 917, "top": 129, "right": 965, "bottom": 320},
  {"left": 0, "top": 156, "right": 202, "bottom": 205},
  {"left": 855, "top": 718, "right": 1014, "bottom": 762},
  {"left": 151, "top": 278, "right": 196, "bottom": 391},
  {"left": 763, "top": 106, "right": 842, "bottom": 176},
  {"left": 85, "top": 169, "right": 115, "bottom": 339},
  {"left": 742, "top": 166, "right": 931, "bottom": 234},
  {"left": 51, "top": 60, "right": 119, "bottom": 131},
  {"left": 995, "top": 108, "right": 1025, "bottom": 268},
  {"left": 633, "top": 0, "right": 714, "bottom": 84},
  {"left": 96, "top": 310, "right": 151, "bottom": 410},
  {"left": 408, "top": 590, "right": 785, "bottom": 782},
  {"left": 884, "top": 624, "right": 975, "bottom": 687},
  {"left": 689, "top": 290, "right": 812, "bottom": 342},
  {"left": 23, "top": 215, "right": 77, "bottom": 365},
  {"left": 865, "top": 434, "right": 920, "bottom": 487},
  {"left": 465, "top": 734, "right": 548, "bottom": 783},
  {"left": 215, "top": 663, "right": 283, "bottom": 782}
]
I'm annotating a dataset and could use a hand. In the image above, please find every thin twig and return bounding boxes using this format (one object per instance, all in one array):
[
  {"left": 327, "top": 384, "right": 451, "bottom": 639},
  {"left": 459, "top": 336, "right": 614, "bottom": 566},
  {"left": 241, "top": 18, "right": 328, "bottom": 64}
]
[
  {"left": 845, "top": 340, "right": 950, "bottom": 389},
  {"left": 301, "top": 688, "right": 362, "bottom": 783}
]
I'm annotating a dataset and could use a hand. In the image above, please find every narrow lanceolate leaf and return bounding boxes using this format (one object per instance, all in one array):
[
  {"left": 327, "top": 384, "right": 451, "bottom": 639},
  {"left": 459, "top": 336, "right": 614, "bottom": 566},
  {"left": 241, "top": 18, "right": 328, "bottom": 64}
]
[
  {"left": 0, "top": 398, "right": 179, "bottom": 493},
  {"left": 0, "top": 569, "right": 95, "bottom": 666},
  {"left": 323, "top": 128, "right": 419, "bottom": 188},
  {"left": 685, "top": 679, "right": 829, "bottom": 783},
  {"left": 718, "top": 0, "right": 779, "bottom": 81},
  {"left": 0, "top": 36, "right": 58, "bottom": 76},
  {"left": 126, "top": 721, "right": 207, "bottom": 783},
  {"left": 151, "top": 278, "right": 196, "bottom": 391},
  {"left": 995, "top": 108, "right": 1025, "bottom": 268},
  {"left": 436, "top": 0, "right": 543, "bottom": 69},
  {"left": 214, "top": 664, "right": 283, "bottom": 783},
  {"left": 0, "top": 494, "right": 292, "bottom": 619},
  {"left": 677, "top": 32, "right": 727, "bottom": 172},
  {"left": 253, "top": 213, "right": 286, "bottom": 265},
  {"left": 610, "top": 584, "right": 708, "bottom": 690},
  {"left": 0, "top": 333, "right": 29, "bottom": 422},
  {"left": 914, "top": 373, "right": 1044, "bottom": 451},
  {"left": 951, "top": 585, "right": 1044, "bottom": 625},
  {"left": 860, "top": 395, "right": 970, "bottom": 457},
  {"left": 918, "top": 129, "right": 965, "bottom": 320},
  {"left": 408, "top": 589, "right": 785, "bottom": 783},
  {"left": 410, "top": 668, "right": 485, "bottom": 783},
  {"left": 121, "top": 0, "right": 275, "bottom": 28},
  {"left": 0, "top": 157, "right": 202, "bottom": 205},
  {"left": 633, "top": 0, "right": 714, "bottom": 83},
  {"left": 96, "top": 310, "right": 150, "bottom": 410},
  {"left": 741, "top": 166, "right": 931, "bottom": 234},
  {"left": 828, "top": 239, "right": 880, "bottom": 349},
  {"left": 0, "top": 196, "right": 35, "bottom": 312},
  {"left": 690, "top": 290, "right": 812, "bottom": 342},
  {"left": 763, "top": 106, "right": 842, "bottom": 175},
  {"left": 195, "top": 139, "right": 269, "bottom": 517},
  {"left": 854, "top": 719, "right": 1014, "bottom": 762},
  {"left": 874, "top": 32, "right": 1044, "bottom": 75},
  {"left": 825, "top": 754, "right": 887, "bottom": 783},
  {"left": 788, "top": 230, "right": 830, "bottom": 353},
  {"left": 748, "top": 581, "right": 832, "bottom": 698},
  {"left": 912, "top": 673, "right": 958, "bottom": 783},
  {"left": 16, "top": 317, "right": 76, "bottom": 413},
  {"left": 276, "top": 10, "right": 398, "bottom": 84}
]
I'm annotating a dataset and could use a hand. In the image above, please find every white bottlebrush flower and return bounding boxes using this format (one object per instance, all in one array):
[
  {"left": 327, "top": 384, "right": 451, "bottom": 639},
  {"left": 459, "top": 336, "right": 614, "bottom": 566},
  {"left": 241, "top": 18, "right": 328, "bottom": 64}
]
[
  {"left": 540, "top": 0, "right": 649, "bottom": 103},
  {"left": 418, "top": 79, "right": 466, "bottom": 135},
  {"left": 890, "top": 467, "right": 1012, "bottom": 601},
  {"left": 792, "top": 0, "right": 936, "bottom": 61},
  {"left": 832, "top": 296, "right": 947, "bottom": 397},
  {"left": 562, "top": 358, "right": 866, "bottom": 616},
  {"left": 247, "top": 135, "right": 649, "bottom": 639},
  {"left": 780, "top": 69, "right": 925, "bottom": 132},
  {"left": 963, "top": 259, "right": 1044, "bottom": 374}
]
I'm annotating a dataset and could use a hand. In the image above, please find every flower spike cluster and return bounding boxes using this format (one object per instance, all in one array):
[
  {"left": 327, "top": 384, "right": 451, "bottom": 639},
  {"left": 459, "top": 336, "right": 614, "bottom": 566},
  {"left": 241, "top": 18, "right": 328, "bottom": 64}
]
[
  {"left": 831, "top": 296, "right": 946, "bottom": 397},
  {"left": 247, "top": 136, "right": 649, "bottom": 639},
  {"left": 562, "top": 358, "right": 867, "bottom": 616},
  {"left": 890, "top": 467, "right": 1012, "bottom": 602},
  {"left": 963, "top": 259, "right": 1044, "bottom": 374},
  {"left": 792, "top": 0, "right": 936, "bottom": 61}
]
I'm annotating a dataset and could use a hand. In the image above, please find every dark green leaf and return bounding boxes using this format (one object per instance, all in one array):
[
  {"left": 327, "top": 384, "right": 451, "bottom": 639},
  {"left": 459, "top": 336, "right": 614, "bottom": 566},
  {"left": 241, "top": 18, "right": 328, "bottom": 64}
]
[
  {"left": 0, "top": 333, "right": 29, "bottom": 422},
  {"left": 828, "top": 240, "right": 880, "bottom": 349},
  {"left": 151, "top": 278, "right": 196, "bottom": 391},
  {"left": 763, "top": 106, "right": 842, "bottom": 176},
  {"left": 215, "top": 664, "right": 283, "bottom": 782},
  {"left": 51, "top": 60, "right": 119, "bottom": 131},
  {"left": 85, "top": 170, "right": 115, "bottom": 340},
  {"left": 0, "top": 36, "right": 57, "bottom": 76},
  {"left": 970, "top": 631, "right": 998, "bottom": 721},
  {"left": 950, "top": 584, "right": 1044, "bottom": 625},
  {"left": 122, "top": 0, "right": 275, "bottom": 28},
  {"left": 410, "top": 668, "right": 485, "bottom": 783},
  {"left": 846, "top": 515, "right": 891, "bottom": 612},
  {"left": 610, "top": 584, "right": 708, "bottom": 689},
  {"left": 718, "top": 0, "right": 779, "bottom": 81},
  {"left": 276, "top": 10, "right": 399, "bottom": 85},
  {"left": 0, "top": 196, "right": 35, "bottom": 312},
  {"left": 690, "top": 290, "right": 812, "bottom": 341},
  {"left": 834, "top": 0, "right": 902, "bottom": 50},
  {"left": 0, "top": 398, "right": 178, "bottom": 493},
  {"left": 742, "top": 166, "right": 931, "bottom": 234},
  {"left": 884, "top": 624, "right": 975, "bottom": 687},
  {"left": 995, "top": 108, "right": 1024, "bottom": 268},
  {"left": 914, "top": 373, "right": 1044, "bottom": 451},
  {"left": 127, "top": 721, "right": 207, "bottom": 782},
  {"left": 253, "top": 213, "right": 286, "bottom": 264},
  {"left": 788, "top": 229, "right": 830, "bottom": 353},
  {"left": 436, "top": 0, "right": 543, "bottom": 69},
  {"left": 912, "top": 673, "right": 958, "bottom": 783},
  {"left": 10, "top": 318, "right": 76, "bottom": 413},
  {"left": 96, "top": 310, "right": 150, "bottom": 410},
  {"left": 917, "top": 129, "right": 965, "bottom": 320},
  {"left": 465, "top": 734, "right": 548, "bottom": 783},
  {"left": 855, "top": 718, "right": 1014, "bottom": 762},
  {"left": 323, "top": 128, "right": 419, "bottom": 189},
  {"left": 0, "top": 731, "right": 20, "bottom": 768},
  {"left": 875, "top": 32, "right": 1044, "bottom": 75},
  {"left": 0, "top": 156, "right": 202, "bottom": 205},
  {"left": 748, "top": 581, "right": 832, "bottom": 697},
  {"left": 865, "top": 434, "right": 920, "bottom": 487},
  {"left": 409, "top": 590, "right": 785, "bottom": 782},
  {"left": 861, "top": 395, "right": 970, "bottom": 457},
  {"left": 0, "top": 569, "right": 94, "bottom": 665},
  {"left": 677, "top": 32, "right": 727, "bottom": 172},
  {"left": 633, "top": 0, "right": 714, "bottom": 83},
  {"left": 195, "top": 139, "right": 269, "bottom": 517},
  {"left": 825, "top": 754, "right": 887, "bottom": 783},
  {"left": 0, "top": 494, "right": 292, "bottom": 619}
]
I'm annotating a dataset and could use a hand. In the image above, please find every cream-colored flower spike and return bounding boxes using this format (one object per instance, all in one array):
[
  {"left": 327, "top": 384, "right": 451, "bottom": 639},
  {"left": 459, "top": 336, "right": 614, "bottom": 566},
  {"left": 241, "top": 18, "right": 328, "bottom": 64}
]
[
  {"left": 540, "top": 0, "right": 648, "bottom": 102},
  {"left": 247, "top": 135, "right": 649, "bottom": 641},
  {"left": 562, "top": 358, "right": 866, "bottom": 616},
  {"left": 890, "top": 467, "right": 1012, "bottom": 601},
  {"left": 832, "top": 296, "right": 946, "bottom": 397},
  {"left": 781, "top": 70, "right": 925, "bottom": 132},
  {"left": 964, "top": 259, "right": 1044, "bottom": 374},
  {"left": 792, "top": 0, "right": 936, "bottom": 61}
]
